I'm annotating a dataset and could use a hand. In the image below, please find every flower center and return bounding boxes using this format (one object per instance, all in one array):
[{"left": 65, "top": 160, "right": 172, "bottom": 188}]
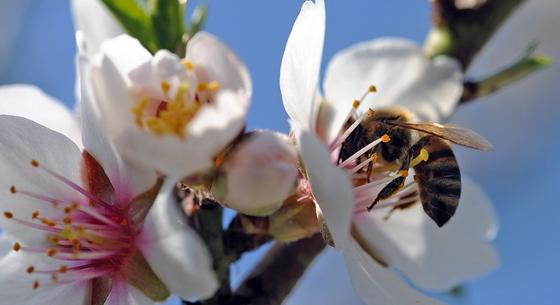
[
  {"left": 130, "top": 58, "right": 221, "bottom": 139},
  {"left": 4, "top": 159, "right": 135, "bottom": 290}
]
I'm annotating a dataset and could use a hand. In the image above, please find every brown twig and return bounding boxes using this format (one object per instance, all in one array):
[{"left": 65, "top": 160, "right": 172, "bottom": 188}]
[
  {"left": 229, "top": 234, "right": 326, "bottom": 305},
  {"left": 428, "top": 0, "right": 527, "bottom": 69}
]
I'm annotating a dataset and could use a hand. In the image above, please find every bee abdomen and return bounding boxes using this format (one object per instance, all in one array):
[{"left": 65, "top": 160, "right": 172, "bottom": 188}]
[{"left": 414, "top": 136, "right": 461, "bottom": 227}]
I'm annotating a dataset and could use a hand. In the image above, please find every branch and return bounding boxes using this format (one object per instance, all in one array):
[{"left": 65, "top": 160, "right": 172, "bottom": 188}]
[
  {"left": 229, "top": 234, "right": 326, "bottom": 305},
  {"left": 461, "top": 41, "right": 552, "bottom": 103},
  {"left": 223, "top": 214, "right": 273, "bottom": 262},
  {"left": 426, "top": 0, "right": 527, "bottom": 69}
]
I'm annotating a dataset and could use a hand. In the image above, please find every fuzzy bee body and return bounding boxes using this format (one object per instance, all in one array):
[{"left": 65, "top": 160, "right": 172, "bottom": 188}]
[{"left": 338, "top": 107, "right": 490, "bottom": 227}]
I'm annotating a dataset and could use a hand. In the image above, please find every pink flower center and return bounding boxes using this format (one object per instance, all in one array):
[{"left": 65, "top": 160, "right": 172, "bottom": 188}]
[{"left": 4, "top": 157, "right": 136, "bottom": 290}]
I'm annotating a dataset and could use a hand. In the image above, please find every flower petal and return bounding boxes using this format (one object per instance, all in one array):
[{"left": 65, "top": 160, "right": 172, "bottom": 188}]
[
  {"left": 138, "top": 179, "right": 218, "bottom": 300},
  {"left": 0, "top": 116, "right": 83, "bottom": 244},
  {"left": 298, "top": 130, "right": 354, "bottom": 247},
  {"left": 324, "top": 38, "right": 462, "bottom": 134},
  {"left": 105, "top": 278, "right": 156, "bottom": 305},
  {"left": 280, "top": 0, "right": 325, "bottom": 131},
  {"left": 353, "top": 178, "right": 499, "bottom": 291},
  {"left": 0, "top": 242, "right": 91, "bottom": 305},
  {"left": 187, "top": 32, "right": 252, "bottom": 101},
  {"left": 91, "top": 35, "right": 152, "bottom": 139},
  {"left": 80, "top": 52, "right": 156, "bottom": 199},
  {"left": 342, "top": 239, "right": 443, "bottom": 305},
  {"left": 114, "top": 90, "right": 247, "bottom": 178},
  {"left": 0, "top": 85, "right": 81, "bottom": 145},
  {"left": 71, "top": 0, "right": 124, "bottom": 57}
]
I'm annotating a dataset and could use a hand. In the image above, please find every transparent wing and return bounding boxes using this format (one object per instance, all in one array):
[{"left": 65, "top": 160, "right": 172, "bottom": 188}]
[{"left": 385, "top": 121, "right": 493, "bottom": 151}]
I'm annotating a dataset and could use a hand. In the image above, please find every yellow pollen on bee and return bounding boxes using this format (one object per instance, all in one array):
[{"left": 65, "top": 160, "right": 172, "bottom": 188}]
[
  {"left": 33, "top": 281, "right": 40, "bottom": 290},
  {"left": 13, "top": 242, "right": 21, "bottom": 252},
  {"left": 368, "top": 85, "right": 377, "bottom": 93},
  {"left": 399, "top": 170, "right": 409, "bottom": 178},
  {"left": 411, "top": 148, "right": 430, "bottom": 167},
  {"left": 31, "top": 159, "right": 39, "bottom": 167},
  {"left": 381, "top": 134, "right": 391, "bottom": 143},
  {"left": 4, "top": 211, "right": 13, "bottom": 219},
  {"left": 26, "top": 266, "right": 35, "bottom": 274},
  {"left": 181, "top": 58, "right": 194, "bottom": 70}
]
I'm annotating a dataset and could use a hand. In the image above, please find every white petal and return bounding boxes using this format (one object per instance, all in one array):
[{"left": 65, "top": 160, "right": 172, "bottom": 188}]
[
  {"left": 91, "top": 35, "right": 152, "bottom": 138},
  {"left": 0, "top": 85, "right": 81, "bottom": 145},
  {"left": 0, "top": 244, "right": 90, "bottom": 305},
  {"left": 0, "top": 116, "right": 83, "bottom": 244},
  {"left": 298, "top": 130, "right": 354, "bottom": 247},
  {"left": 138, "top": 179, "right": 218, "bottom": 300},
  {"left": 342, "top": 239, "right": 443, "bottom": 305},
  {"left": 280, "top": 0, "right": 325, "bottom": 131},
  {"left": 324, "top": 38, "right": 463, "bottom": 131},
  {"left": 71, "top": 0, "right": 124, "bottom": 57},
  {"left": 354, "top": 178, "right": 499, "bottom": 291},
  {"left": 114, "top": 90, "right": 246, "bottom": 178},
  {"left": 187, "top": 31, "right": 252, "bottom": 100},
  {"left": 80, "top": 53, "right": 156, "bottom": 198}
]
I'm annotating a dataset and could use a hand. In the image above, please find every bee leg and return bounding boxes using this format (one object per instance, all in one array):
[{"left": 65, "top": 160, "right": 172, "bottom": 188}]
[{"left": 367, "top": 142, "right": 423, "bottom": 211}]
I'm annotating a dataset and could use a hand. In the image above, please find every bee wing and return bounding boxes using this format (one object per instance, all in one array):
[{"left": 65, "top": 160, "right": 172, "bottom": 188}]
[{"left": 385, "top": 121, "right": 494, "bottom": 151}]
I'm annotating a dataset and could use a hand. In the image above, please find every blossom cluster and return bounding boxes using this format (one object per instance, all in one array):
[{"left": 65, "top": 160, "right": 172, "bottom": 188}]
[{"left": 0, "top": 0, "right": 499, "bottom": 304}]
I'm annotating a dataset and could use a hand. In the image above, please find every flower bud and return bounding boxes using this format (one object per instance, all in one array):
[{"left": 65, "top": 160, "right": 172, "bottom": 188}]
[{"left": 213, "top": 130, "right": 298, "bottom": 216}]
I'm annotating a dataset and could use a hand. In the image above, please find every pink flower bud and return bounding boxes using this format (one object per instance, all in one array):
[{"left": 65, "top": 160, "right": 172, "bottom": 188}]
[{"left": 214, "top": 130, "right": 298, "bottom": 216}]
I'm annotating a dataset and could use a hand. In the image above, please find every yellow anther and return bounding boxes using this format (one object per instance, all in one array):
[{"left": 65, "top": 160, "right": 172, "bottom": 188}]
[
  {"left": 399, "top": 170, "right": 409, "bottom": 178},
  {"left": 368, "top": 85, "right": 377, "bottom": 93},
  {"left": 63, "top": 217, "right": 72, "bottom": 224},
  {"left": 13, "top": 242, "right": 21, "bottom": 252},
  {"left": 10, "top": 186, "right": 16, "bottom": 194},
  {"left": 26, "top": 266, "right": 35, "bottom": 274},
  {"left": 207, "top": 81, "right": 221, "bottom": 91},
  {"left": 49, "top": 236, "right": 60, "bottom": 244},
  {"left": 131, "top": 98, "right": 149, "bottom": 128},
  {"left": 160, "top": 81, "right": 171, "bottom": 95},
  {"left": 31, "top": 211, "right": 40, "bottom": 219},
  {"left": 4, "top": 211, "right": 13, "bottom": 219},
  {"left": 197, "top": 82, "right": 209, "bottom": 92},
  {"left": 411, "top": 148, "right": 430, "bottom": 167},
  {"left": 47, "top": 248, "right": 58, "bottom": 257},
  {"left": 63, "top": 206, "right": 72, "bottom": 214},
  {"left": 352, "top": 100, "right": 361, "bottom": 109},
  {"left": 381, "top": 134, "right": 391, "bottom": 143},
  {"left": 33, "top": 281, "right": 40, "bottom": 290},
  {"left": 59, "top": 265, "right": 68, "bottom": 273},
  {"left": 31, "top": 160, "right": 39, "bottom": 167},
  {"left": 181, "top": 58, "right": 194, "bottom": 70}
]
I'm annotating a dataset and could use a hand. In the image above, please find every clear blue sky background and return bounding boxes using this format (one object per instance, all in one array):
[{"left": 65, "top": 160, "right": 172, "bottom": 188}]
[{"left": 1, "top": 1, "right": 559, "bottom": 305}]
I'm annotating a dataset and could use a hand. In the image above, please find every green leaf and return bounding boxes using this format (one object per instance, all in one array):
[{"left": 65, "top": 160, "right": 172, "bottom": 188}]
[
  {"left": 101, "top": 0, "right": 158, "bottom": 53},
  {"left": 126, "top": 251, "right": 171, "bottom": 301},
  {"left": 148, "top": 0, "right": 187, "bottom": 53}
]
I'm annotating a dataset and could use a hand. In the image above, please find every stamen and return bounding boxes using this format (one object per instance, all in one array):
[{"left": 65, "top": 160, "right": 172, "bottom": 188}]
[
  {"left": 160, "top": 81, "right": 171, "bottom": 95},
  {"left": 4, "top": 211, "right": 13, "bottom": 219},
  {"left": 330, "top": 112, "right": 367, "bottom": 150},
  {"left": 181, "top": 59, "right": 194, "bottom": 70},
  {"left": 33, "top": 281, "right": 40, "bottom": 290},
  {"left": 27, "top": 266, "right": 35, "bottom": 274},
  {"left": 13, "top": 242, "right": 21, "bottom": 252},
  {"left": 338, "top": 134, "right": 390, "bottom": 168}
]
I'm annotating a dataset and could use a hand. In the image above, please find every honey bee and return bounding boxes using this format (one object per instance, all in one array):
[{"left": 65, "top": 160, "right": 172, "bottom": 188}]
[{"left": 339, "top": 107, "right": 493, "bottom": 227}]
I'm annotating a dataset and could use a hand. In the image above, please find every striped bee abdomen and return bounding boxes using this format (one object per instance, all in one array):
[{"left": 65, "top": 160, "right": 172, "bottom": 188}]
[{"left": 413, "top": 136, "right": 462, "bottom": 227}]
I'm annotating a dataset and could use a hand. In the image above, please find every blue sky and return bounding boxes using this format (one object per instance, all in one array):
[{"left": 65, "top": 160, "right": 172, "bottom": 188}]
[{"left": 1, "top": 1, "right": 559, "bottom": 304}]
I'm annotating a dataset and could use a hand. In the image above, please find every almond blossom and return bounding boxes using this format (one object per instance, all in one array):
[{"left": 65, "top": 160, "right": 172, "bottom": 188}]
[
  {"left": 280, "top": 0, "right": 498, "bottom": 304},
  {"left": 0, "top": 84, "right": 218, "bottom": 304},
  {"left": 84, "top": 31, "right": 252, "bottom": 178}
]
